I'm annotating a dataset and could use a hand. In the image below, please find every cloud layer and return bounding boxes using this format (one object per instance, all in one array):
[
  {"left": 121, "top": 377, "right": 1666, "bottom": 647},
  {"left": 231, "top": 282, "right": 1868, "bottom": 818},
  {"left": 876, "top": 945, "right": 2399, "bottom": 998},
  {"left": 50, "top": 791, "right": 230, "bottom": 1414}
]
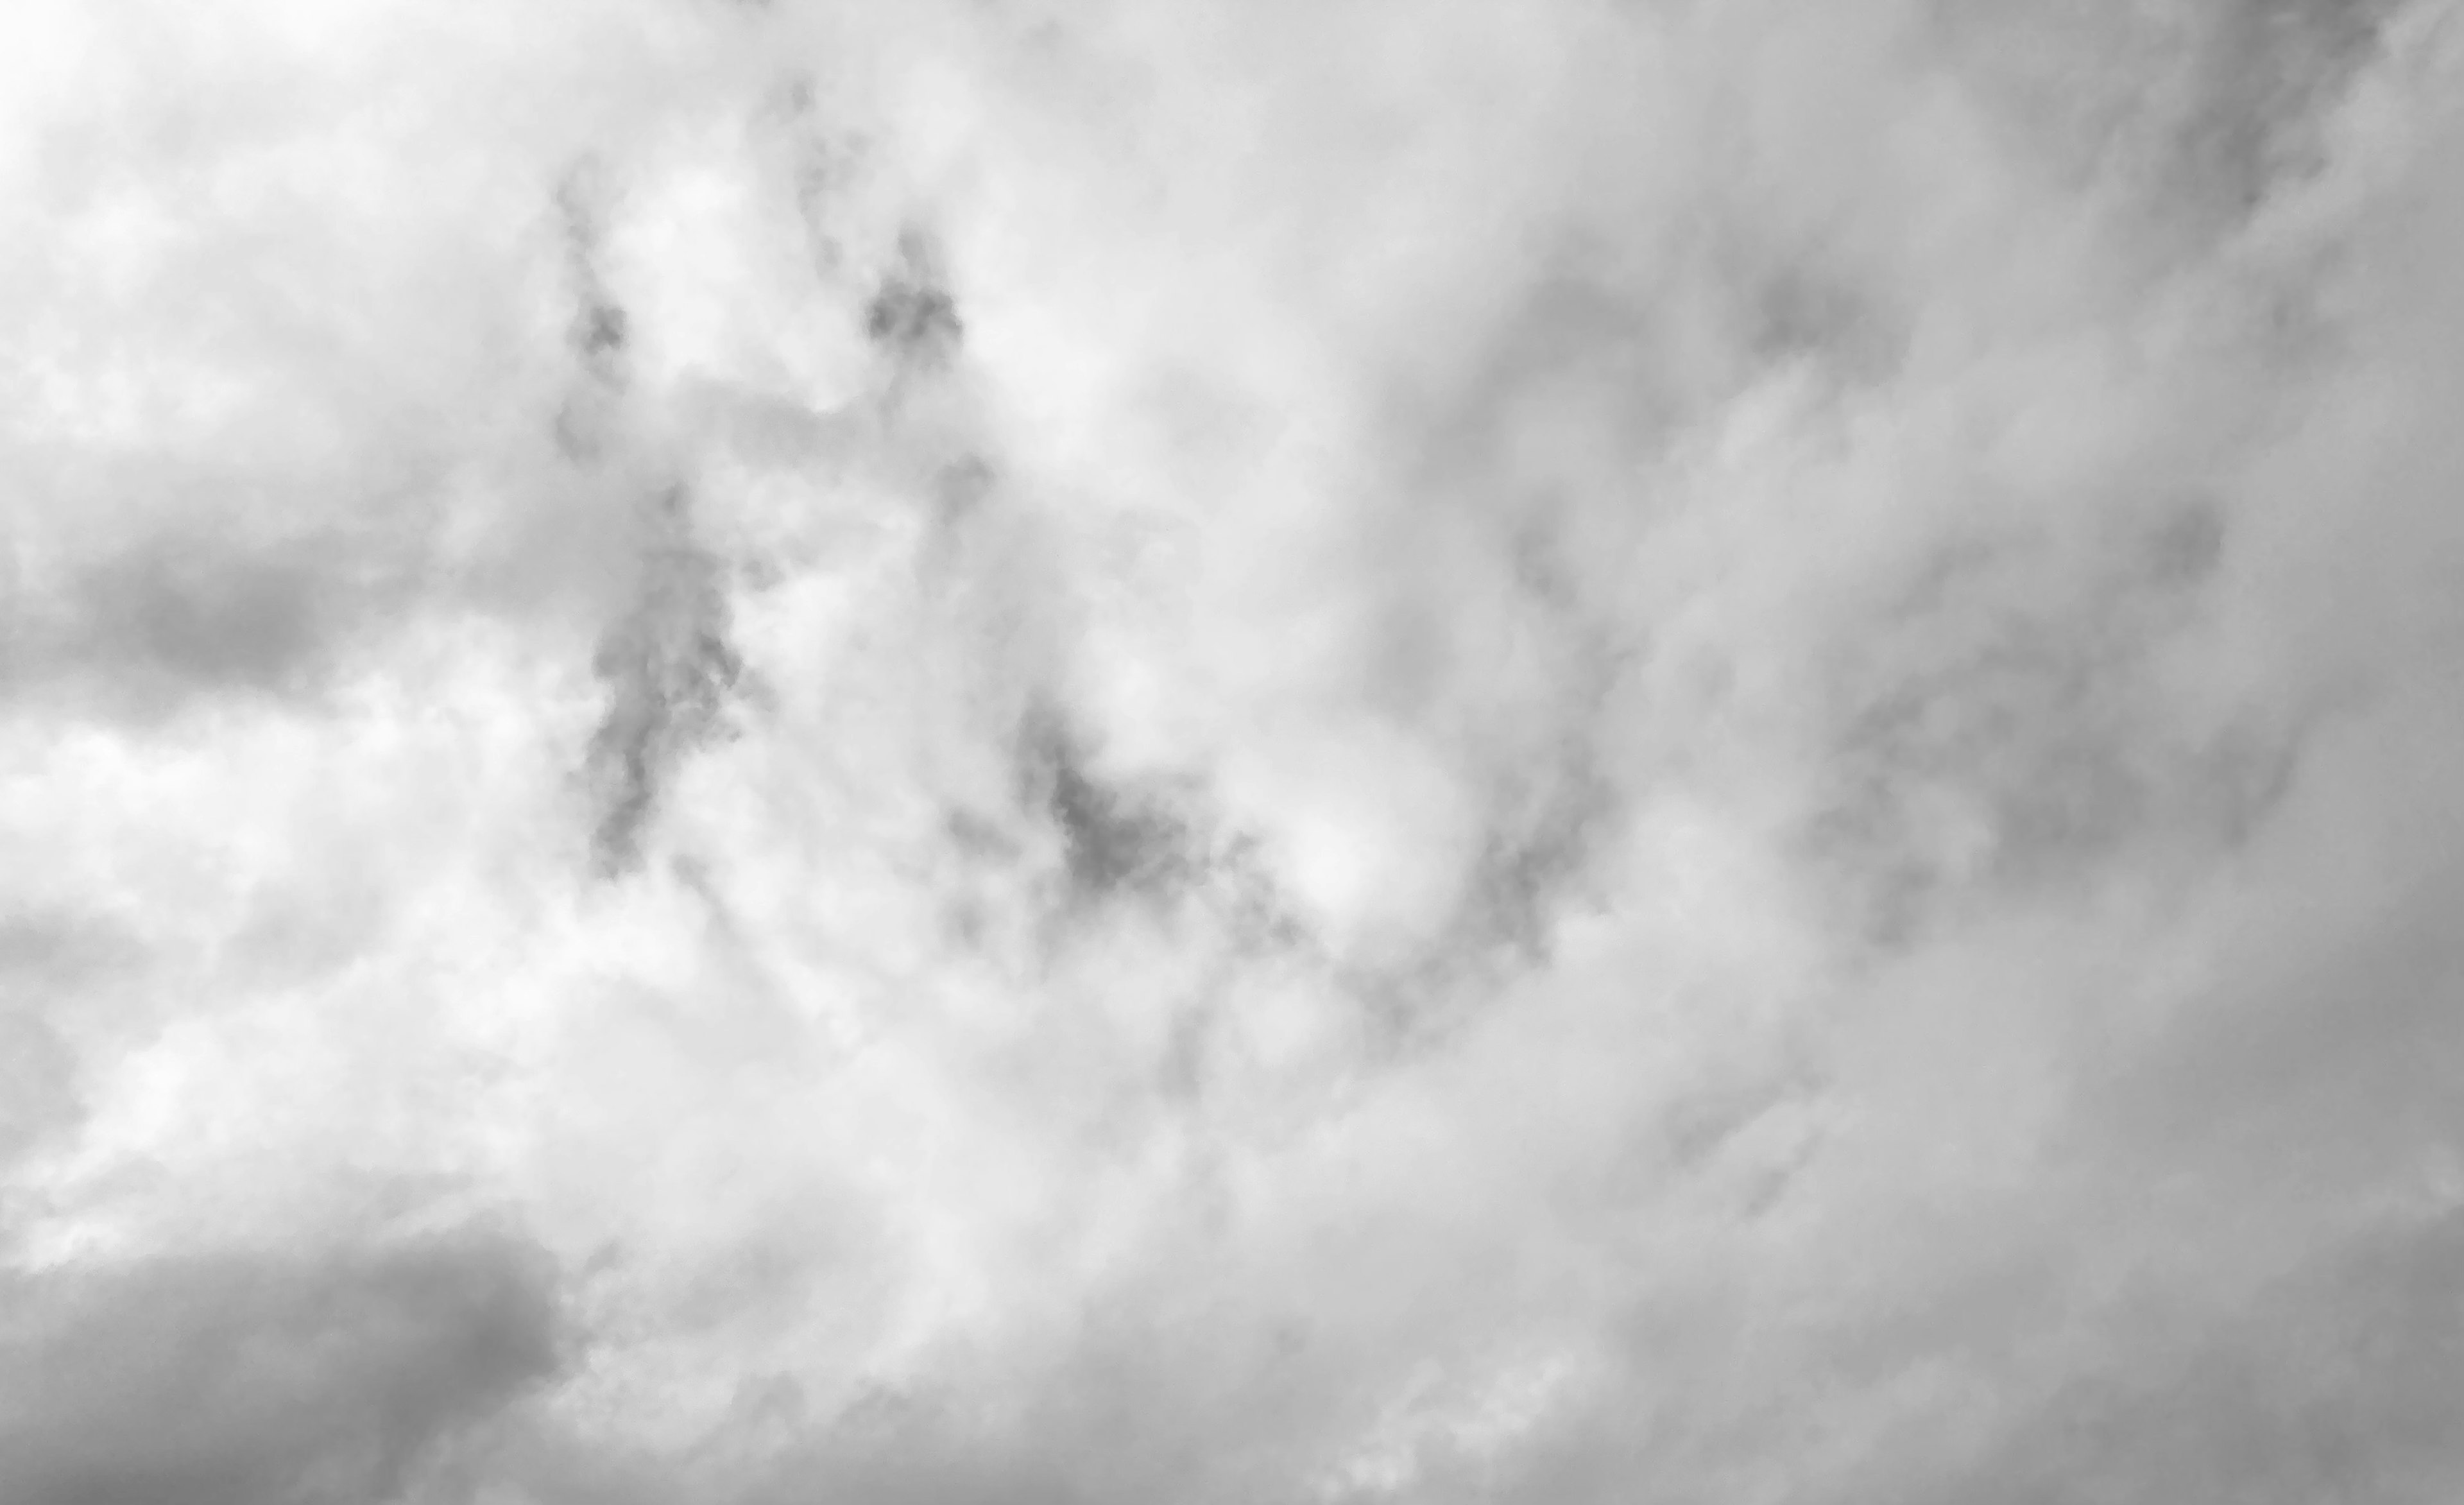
[{"left": 5, "top": 0, "right": 2464, "bottom": 1500}]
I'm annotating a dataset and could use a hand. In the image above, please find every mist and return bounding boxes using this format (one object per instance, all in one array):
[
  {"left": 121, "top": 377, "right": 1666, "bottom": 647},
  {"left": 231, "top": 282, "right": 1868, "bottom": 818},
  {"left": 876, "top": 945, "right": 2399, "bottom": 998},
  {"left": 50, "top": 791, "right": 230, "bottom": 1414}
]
[{"left": 5, "top": 1, "right": 2464, "bottom": 1500}]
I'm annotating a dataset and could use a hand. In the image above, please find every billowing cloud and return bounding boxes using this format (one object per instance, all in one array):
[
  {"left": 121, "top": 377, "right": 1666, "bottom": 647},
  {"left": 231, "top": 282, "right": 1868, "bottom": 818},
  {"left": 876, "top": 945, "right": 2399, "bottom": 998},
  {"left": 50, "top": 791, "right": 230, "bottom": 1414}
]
[{"left": 4, "top": 0, "right": 2463, "bottom": 1501}]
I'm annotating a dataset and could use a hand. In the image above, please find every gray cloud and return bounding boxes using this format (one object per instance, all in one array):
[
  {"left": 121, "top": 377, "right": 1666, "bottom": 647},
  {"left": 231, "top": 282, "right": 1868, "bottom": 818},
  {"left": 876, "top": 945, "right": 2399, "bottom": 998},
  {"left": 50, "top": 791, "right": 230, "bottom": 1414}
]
[
  {"left": 5, "top": 0, "right": 2462, "bottom": 1500},
  {"left": 0, "top": 1233, "right": 565, "bottom": 1505}
]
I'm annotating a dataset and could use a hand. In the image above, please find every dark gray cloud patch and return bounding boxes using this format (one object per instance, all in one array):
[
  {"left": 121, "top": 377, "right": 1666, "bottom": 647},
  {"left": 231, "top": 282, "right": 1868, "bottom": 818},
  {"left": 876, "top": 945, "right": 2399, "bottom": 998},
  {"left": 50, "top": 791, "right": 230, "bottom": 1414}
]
[
  {"left": 572, "top": 299, "right": 629, "bottom": 376},
  {"left": 555, "top": 162, "right": 626, "bottom": 378},
  {"left": 1459, "top": 762, "right": 1615, "bottom": 965},
  {"left": 864, "top": 228, "right": 965, "bottom": 374},
  {"left": 549, "top": 160, "right": 751, "bottom": 881},
  {"left": 0, "top": 1232, "right": 565, "bottom": 1505},
  {"left": 552, "top": 160, "right": 633, "bottom": 467},
  {"left": 89, "top": 543, "right": 330, "bottom": 691},
  {"left": 1016, "top": 702, "right": 1192, "bottom": 908},
  {"left": 584, "top": 492, "right": 747, "bottom": 878},
  {"left": 2168, "top": 0, "right": 2403, "bottom": 214},
  {"left": 4, "top": 529, "right": 407, "bottom": 721}
]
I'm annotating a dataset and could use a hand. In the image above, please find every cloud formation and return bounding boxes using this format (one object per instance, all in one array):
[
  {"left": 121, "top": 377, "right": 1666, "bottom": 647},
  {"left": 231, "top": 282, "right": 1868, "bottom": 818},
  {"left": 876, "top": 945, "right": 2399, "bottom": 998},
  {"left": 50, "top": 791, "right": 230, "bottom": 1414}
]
[
  {"left": 0, "top": 1234, "right": 563, "bottom": 1505},
  {"left": 4, "top": 0, "right": 2464, "bottom": 1500}
]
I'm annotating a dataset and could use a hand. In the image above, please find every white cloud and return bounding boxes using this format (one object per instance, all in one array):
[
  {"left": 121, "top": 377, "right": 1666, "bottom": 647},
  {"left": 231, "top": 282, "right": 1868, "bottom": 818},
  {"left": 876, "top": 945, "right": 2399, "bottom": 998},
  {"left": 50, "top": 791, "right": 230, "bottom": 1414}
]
[{"left": 4, "top": 1, "right": 2463, "bottom": 1501}]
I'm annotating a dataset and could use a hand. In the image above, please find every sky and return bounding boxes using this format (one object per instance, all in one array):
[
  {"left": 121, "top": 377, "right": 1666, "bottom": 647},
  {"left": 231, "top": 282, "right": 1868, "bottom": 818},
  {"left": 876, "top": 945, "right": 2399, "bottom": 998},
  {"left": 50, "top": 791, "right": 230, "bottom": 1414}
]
[{"left": 3, "top": 0, "right": 2463, "bottom": 1501}]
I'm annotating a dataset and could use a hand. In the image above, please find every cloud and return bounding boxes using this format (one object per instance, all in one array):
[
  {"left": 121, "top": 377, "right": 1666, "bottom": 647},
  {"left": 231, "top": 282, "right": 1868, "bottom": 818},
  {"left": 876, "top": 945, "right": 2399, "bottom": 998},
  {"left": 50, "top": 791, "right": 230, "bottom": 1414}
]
[
  {"left": 0, "top": 1232, "right": 563, "bottom": 1505},
  {"left": 5, "top": 0, "right": 2464, "bottom": 1501}
]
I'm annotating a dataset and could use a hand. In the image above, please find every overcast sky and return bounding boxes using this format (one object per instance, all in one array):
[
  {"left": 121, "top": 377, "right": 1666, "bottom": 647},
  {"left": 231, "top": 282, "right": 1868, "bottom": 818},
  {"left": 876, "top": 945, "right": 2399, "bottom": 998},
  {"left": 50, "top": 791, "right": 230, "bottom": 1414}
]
[{"left": 4, "top": 1, "right": 2463, "bottom": 1501}]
